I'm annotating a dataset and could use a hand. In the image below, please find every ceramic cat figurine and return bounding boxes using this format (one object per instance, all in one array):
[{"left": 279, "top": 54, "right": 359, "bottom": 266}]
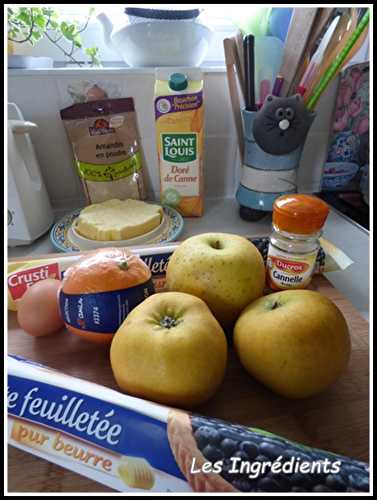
[{"left": 253, "top": 94, "right": 316, "bottom": 155}]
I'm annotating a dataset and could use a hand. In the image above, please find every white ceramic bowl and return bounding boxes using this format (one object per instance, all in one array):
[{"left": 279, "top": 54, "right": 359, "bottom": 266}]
[
  {"left": 68, "top": 212, "right": 168, "bottom": 251},
  {"left": 111, "top": 21, "right": 213, "bottom": 67}
]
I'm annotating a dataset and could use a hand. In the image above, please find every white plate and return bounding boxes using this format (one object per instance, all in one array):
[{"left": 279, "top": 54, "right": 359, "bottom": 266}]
[{"left": 50, "top": 206, "right": 184, "bottom": 253}]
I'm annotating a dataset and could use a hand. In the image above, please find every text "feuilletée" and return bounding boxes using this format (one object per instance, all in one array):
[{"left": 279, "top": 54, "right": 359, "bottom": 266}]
[{"left": 8, "top": 386, "right": 122, "bottom": 445}]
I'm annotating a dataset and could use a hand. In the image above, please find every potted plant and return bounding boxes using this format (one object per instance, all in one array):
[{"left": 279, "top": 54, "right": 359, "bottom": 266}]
[{"left": 7, "top": 6, "right": 100, "bottom": 68}]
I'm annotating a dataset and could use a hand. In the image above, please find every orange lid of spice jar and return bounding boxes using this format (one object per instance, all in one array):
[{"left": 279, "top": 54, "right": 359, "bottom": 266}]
[{"left": 272, "top": 194, "right": 329, "bottom": 235}]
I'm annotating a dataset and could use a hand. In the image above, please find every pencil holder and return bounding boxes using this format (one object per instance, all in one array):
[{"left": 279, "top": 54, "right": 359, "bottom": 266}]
[{"left": 236, "top": 95, "right": 316, "bottom": 216}]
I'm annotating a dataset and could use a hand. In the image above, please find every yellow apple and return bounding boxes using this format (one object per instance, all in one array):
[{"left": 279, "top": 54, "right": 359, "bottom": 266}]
[
  {"left": 110, "top": 291, "right": 227, "bottom": 408},
  {"left": 166, "top": 233, "right": 265, "bottom": 330},
  {"left": 234, "top": 290, "right": 351, "bottom": 398}
]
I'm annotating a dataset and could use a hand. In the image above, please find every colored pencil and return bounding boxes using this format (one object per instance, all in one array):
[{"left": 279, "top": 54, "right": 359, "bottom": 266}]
[
  {"left": 272, "top": 75, "right": 284, "bottom": 96},
  {"left": 306, "top": 9, "right": 370, "bottom": 110}
]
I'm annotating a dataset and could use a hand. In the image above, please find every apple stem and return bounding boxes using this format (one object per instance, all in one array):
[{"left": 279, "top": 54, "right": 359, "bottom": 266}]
[
  {"left": 271, "top": 301, "right": 280, "bottom": 310},
  {"left": 118, "top": 260, "right": 129, "bottom": 271},
  {"left": 212, "top": 240, "right": 222, "bottom": 250}
]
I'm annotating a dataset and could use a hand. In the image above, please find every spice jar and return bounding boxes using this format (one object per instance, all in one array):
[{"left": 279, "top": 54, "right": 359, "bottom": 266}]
[{"left": 266, "top": 194, "right": 329, "bottom": 290}]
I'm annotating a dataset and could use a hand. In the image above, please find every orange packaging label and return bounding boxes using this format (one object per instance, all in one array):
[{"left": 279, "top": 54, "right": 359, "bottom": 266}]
[{"left": 266, "top": 245, "right": 318, "bottom": 290}]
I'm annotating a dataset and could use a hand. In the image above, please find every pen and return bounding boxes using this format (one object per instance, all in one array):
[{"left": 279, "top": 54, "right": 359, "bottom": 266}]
[{"left": 244, "top": 34, "right": 257, "bottom": 111}]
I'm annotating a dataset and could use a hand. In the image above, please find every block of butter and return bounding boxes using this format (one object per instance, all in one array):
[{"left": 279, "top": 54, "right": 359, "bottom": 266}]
[
  {"left": 75, "top": 199, "right": 163, "bottom": 241},
  {"left": 7, "top": 356, "right": 369, "bottom": 492}
]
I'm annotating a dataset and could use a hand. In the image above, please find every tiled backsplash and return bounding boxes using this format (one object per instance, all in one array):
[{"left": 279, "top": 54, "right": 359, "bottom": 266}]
[{"left": 8, "top": 68, "right": 338, "bottom": 209}]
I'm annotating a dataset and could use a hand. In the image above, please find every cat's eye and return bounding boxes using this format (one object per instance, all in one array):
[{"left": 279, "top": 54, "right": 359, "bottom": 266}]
[
  {"left": 285, "top": 107, "right": 295, "bottom": 120},
  {"left": 275, "top": 108, "right": 285, "bottom": 120}
]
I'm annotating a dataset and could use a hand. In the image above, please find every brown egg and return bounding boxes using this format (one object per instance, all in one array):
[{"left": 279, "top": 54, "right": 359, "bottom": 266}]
[{"left": 17, "top": 279, "right": 65, "bottom": 337}]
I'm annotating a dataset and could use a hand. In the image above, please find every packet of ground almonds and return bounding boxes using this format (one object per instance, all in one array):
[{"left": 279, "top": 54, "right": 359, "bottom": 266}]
[
  {"left": 7, "top": 355, "right": 369, "bottom": 492},
  {"left": 61, "top": 98, "right": 145, "bottom": 204}
]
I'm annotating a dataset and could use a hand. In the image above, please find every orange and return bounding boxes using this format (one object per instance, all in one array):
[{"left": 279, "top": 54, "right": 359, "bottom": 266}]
[{"left": 60, "top": 248, "right": 153, "bottom": 344}]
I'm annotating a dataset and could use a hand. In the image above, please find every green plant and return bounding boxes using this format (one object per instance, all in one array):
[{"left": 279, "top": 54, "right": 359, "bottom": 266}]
[{"left": 8, "top": 6, "right": 100, "bottom": 66}]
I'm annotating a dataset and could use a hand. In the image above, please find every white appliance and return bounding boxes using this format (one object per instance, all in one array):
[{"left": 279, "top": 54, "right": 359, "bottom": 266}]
[{"left": 8, "top": 102, "right": 54, "bottom": 247}]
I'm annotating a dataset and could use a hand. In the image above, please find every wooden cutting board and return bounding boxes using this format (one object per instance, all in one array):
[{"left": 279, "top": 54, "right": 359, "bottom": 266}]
[{"left": 7, "top": 275, "right": 369, "bottom": 493}]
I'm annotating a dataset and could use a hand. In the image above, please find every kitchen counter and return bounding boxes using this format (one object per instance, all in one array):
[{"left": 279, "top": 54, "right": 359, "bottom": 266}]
[{"left": 8, "top": 197, "right": 369, "bottom": 321}]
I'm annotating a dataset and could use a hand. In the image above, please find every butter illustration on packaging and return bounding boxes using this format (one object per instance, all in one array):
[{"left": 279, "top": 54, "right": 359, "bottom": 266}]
[
  {"left": 154, "top": 68, "right": 204, "bottom": 217},
  {"left": 118, "top": 456, "right": 155, "bottom": 490}
]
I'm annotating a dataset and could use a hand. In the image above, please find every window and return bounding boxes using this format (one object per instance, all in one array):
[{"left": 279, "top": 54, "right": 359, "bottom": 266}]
[
  {"left": 8, "top": 4, "right": 240, "bottom": 67},
  {"left": 8, "top": 5, "right": 369, "bottom": 68}
]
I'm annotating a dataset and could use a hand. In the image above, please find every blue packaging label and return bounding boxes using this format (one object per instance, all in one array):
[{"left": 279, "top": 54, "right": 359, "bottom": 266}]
[
  {"left": 140, "top": 252, "right": 172, "bottom": 278},
  {"left": 7, "top": 374, "right": 184, "bottom": 479},
  {"left": 59, "top": 279, "right": 155, "bottom": 333}
]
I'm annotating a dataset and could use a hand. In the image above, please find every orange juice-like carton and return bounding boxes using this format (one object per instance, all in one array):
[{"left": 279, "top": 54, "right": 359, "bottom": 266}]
[{"left": 154, "top": 69, "right": 204, "bottom": 217}]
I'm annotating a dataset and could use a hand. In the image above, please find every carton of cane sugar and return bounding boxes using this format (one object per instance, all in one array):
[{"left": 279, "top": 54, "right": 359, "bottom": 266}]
[{"left": 154, "top": 68, "right": 204, "bottom": 217}]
